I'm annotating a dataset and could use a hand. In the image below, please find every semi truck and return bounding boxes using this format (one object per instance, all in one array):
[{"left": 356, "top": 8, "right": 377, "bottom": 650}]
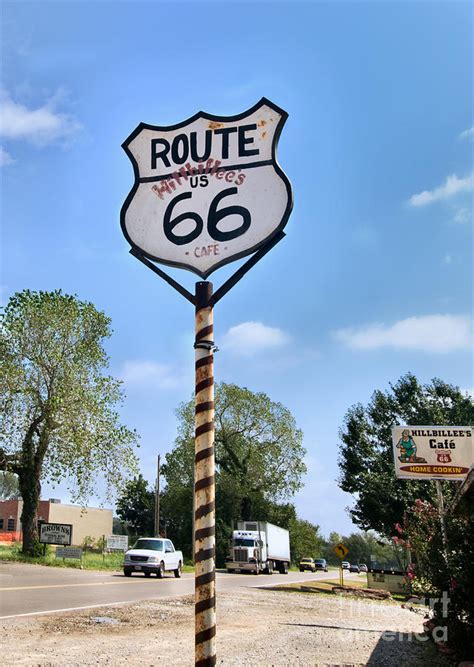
[{"left": 225, "top": 521, "right": 290, "bottom": 574}]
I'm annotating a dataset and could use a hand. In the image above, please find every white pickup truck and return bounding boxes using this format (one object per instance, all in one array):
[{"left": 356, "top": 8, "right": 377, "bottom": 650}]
[{"left": 123, "top": 537, "right": 183, "bottom": 578}]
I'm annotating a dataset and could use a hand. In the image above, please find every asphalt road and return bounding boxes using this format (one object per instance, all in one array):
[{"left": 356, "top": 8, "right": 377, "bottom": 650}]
[{"left": 0, "top": 563, "right": 360, "bottom": 619}]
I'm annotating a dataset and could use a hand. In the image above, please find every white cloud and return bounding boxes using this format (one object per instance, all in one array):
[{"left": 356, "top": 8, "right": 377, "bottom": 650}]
[
  {"left": 452, "top": 207, "right": 472, "bottom": 224},
  {"left": 0, "top": 146, "right": 13, "bottom": 166},
  {"left": 409, "top": 173, "right": 474, "bottom": 207},
  {"left": 458, "top": 127, "right": 474, "bottom": 141},
  {"left": 0, "top": 89, "right": 81, "bottom": 147},
  {"left": 121, "top": 360, "right": 182, "bottom": 389},
  {"left": 443, "top": 254, "right": 452, "bottom": 265},
  {"left": 221, "top": 321, "right": 290, "bottom": 357},
  {"left": 334, "top": 314, "right": 472, "bottom": 353}
]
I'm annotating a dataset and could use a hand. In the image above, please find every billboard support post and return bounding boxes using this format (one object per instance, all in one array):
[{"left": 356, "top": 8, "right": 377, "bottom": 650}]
[
  {"left": 434, "top": 480, "right": 449, "bottom": 566},
  {"left": 194, "top": 281, "right": 216, "bottom": 666}
]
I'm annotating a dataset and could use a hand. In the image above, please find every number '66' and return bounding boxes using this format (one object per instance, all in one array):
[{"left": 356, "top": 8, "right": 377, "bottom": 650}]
[{"left": 163, "top": 187, "right": 251, "bottom": 246}]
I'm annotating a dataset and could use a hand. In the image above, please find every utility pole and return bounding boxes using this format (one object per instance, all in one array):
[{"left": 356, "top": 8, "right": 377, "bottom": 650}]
[{"left": 155, "top": 454, "right": 160, "bottom": 537}]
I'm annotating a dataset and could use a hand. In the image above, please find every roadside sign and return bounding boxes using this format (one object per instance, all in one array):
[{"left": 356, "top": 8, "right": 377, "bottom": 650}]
[
  {"left": 107, "top": 534, "right": 128, "bottom": 551},
  {"left": 56, "top": 547, "right": 82, "bottom": 560},
  {"left": 120, "top": 98, "right": 292, "bottom": 278},
  {"left": 392, "top": 426, "right": 472, "bottom": 480},
  {"left": 333, "top": 543, "right": 349, "bottom": 559},
  {"left": 39, "top": 522, "right": 72, "bottom": 546},
  {"left": 121, "top": 98, "right": 293, "bottom": 667}
]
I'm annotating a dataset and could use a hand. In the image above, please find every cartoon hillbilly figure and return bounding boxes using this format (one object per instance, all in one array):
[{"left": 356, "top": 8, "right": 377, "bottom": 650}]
[{"left": 396, "top": 430, "right": 417, "bottom": 462}]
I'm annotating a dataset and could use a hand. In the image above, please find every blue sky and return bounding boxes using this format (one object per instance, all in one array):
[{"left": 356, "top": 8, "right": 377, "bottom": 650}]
[{"left": 1, "top": 1, "right": 472, "bottom": 537}]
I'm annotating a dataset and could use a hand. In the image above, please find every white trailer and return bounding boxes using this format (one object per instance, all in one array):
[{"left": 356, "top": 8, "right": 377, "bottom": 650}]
[{"left": 225, "top": 520, "right": 290, "bottom": 574}]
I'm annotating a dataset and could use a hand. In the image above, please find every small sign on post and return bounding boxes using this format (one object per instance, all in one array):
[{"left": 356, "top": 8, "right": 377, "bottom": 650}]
[
  {"left": 39, "top": 523, "right": 73, "bottom": 546},
  {"left": 106, "top": 535, "right": 129, "bottom": 551},
  {"left": 333, "top": 543, "right": 349, "bottom": 560},
  {"left": 333, "top": 543, "right": 349, "bottom": 587},
  {"left": 56, "top": 547, "right": 83, "bottom": 560}
]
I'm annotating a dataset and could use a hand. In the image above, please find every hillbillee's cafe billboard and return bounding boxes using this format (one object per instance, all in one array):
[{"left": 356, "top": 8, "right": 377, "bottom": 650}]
[{"left": 392, "top": 426, "right": 473, "bottom": 480}]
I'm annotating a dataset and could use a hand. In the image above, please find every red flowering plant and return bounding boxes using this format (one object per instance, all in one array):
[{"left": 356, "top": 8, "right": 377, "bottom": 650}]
[
  {"left": 395, "top": 493, "right": 474, "bottom": 659},
  {"left": 393, "top": 500, "right": 443, "bottom": 598}
]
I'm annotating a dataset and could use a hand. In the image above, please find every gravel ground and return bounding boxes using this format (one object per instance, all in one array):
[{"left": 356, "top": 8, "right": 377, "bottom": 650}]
[{"left": 1, "top": 587, "right": 454, "bottom": 666}]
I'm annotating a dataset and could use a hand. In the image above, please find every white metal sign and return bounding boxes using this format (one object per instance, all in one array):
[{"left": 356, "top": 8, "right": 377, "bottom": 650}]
[
  {"left": 56, "top": 547, "right": 82, "bottom": 559},
  {"left": 392, "top": 426, "right": 473, "bottom": 480},
  {"left": 39, "top": 522, "right": 73, "bottom": 545},
  {"left": 107, "top": 534, "right": 129, "bottom": 551},
  {"left": 121, "top": 98, "right": 292, "bottom": 277}
]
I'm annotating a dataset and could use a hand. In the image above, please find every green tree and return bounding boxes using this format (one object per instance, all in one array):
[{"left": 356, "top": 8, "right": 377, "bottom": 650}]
[
  {"left": 82, "top": 535, "right": 95, "bottom": 553},
  {"left": 160, "top": 482, "right": 194, "bottom": 559},
  {"left": 288, "top": 517, "right": 324, "bottom": 565},
  {"left": 0, "top": 471, "right": 20, "bottom": 500},
  {"left": 343, "top": 532, "right": 400, "bottom": 567},
  {"left": 96, "top": 535, "right": 107, "bottom": 552},
  {"left": 116, "top": 474, "right": 155, "bottom": 537},
  {"left": 322, "top": 530, "right": 402, "bottom": 566},
  {"left": 112, "top": 516, "right": 129, "bottom": 535},
  {"left": 338, "top": 374, "right": 473, "bottom": 538},
  {"left": 322, "top": 531, "right": 343, "bottom": 565},
  {"left": 0, "top": 290, "right": 139, "bottom": 555},
  {"left": 161, "top": 382, "right": 307, "bottom": 563}
]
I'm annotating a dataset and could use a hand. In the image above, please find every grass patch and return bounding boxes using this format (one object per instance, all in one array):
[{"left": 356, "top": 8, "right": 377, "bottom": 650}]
[
  {"left": 268, "top": 574, "right": 413, "bottom": 605},
  {"left": 0, "top": 543, "right": 194, "bottom": 572},
  {"left": 267, "top": 576, "right": 368, "bottom": 596},
  {"left": 266, "top": 577, "right": 412, "bottom": 606},
  {"left": 297, "top": 577, "right": 368, "bottom": 593}
]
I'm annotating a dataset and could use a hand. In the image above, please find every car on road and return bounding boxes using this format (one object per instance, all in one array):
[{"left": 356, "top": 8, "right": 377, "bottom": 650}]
[
  {"left": 299, "top": 557, "right": 316, "bottom": 572},
  {"left": 349, "top": 563, "right": 360, "bottom": 573},
  {"left": 341, "top": 561, "right": 350, "bottom": 570},
  {"left": 358, "top": 563, "right": 368, "bottom": 572},
  {"left": 123, "top": 538, "right": 183, "bottom": 578},
  {"left": 314, "top": 558, "right": 328, "bottom": 572}
]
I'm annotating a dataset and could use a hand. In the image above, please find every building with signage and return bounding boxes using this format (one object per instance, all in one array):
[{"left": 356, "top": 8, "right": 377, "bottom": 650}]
[{"left": 0, "top": 498, "right": 112, "bottom": 546}]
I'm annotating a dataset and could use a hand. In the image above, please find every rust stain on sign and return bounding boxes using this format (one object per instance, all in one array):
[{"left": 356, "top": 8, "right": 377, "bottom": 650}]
[
  {"left": 208, "top": 121, "right": 224, "bottom": 130},
  {"left": 261, "top": 131, "right": 267, "bottom": 139},
  {"left": 257, "top": 119, "right": 267, "bottom": 127}
]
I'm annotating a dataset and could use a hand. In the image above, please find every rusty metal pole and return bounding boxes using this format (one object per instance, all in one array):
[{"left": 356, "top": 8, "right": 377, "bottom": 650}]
[{"left": 194, "top": 281, "right": 216, "bottom": 666}]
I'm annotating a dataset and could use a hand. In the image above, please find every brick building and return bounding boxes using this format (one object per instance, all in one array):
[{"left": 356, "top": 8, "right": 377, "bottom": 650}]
[{"left": 0, "top": 499, "right": 113, "bottom": 545}]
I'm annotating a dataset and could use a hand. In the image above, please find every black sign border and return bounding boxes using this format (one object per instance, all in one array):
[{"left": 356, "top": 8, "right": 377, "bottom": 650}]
[
  {"left": 39, "top": 522, "right": 73, "bottom": 546},
  {"left": 120, "top": 97, "right": 293, "bottom": 278}
]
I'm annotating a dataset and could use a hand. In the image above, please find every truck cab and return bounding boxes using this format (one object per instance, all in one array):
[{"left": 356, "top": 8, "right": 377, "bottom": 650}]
[
  {"left": 227, "top": 530, "right": 266, "bottom": 573},
  {"left": 225, "top": 521, "right": 290, "bottom": 575}
]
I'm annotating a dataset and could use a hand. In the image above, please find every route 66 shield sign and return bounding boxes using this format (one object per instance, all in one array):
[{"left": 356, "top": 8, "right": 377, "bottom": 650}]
[{"left": 120, "top": 98, "right": 293, "bottom": 278}]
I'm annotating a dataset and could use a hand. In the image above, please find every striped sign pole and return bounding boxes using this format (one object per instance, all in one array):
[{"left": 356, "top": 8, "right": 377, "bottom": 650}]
[{"left": 194, "top": 281, "right": 216, "bottom": 666}]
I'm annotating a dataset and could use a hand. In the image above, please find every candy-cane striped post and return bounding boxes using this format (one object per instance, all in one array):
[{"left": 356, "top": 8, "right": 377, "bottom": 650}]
[{"left": 194, "top": 281, "right": 216, "bottom": 666}]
